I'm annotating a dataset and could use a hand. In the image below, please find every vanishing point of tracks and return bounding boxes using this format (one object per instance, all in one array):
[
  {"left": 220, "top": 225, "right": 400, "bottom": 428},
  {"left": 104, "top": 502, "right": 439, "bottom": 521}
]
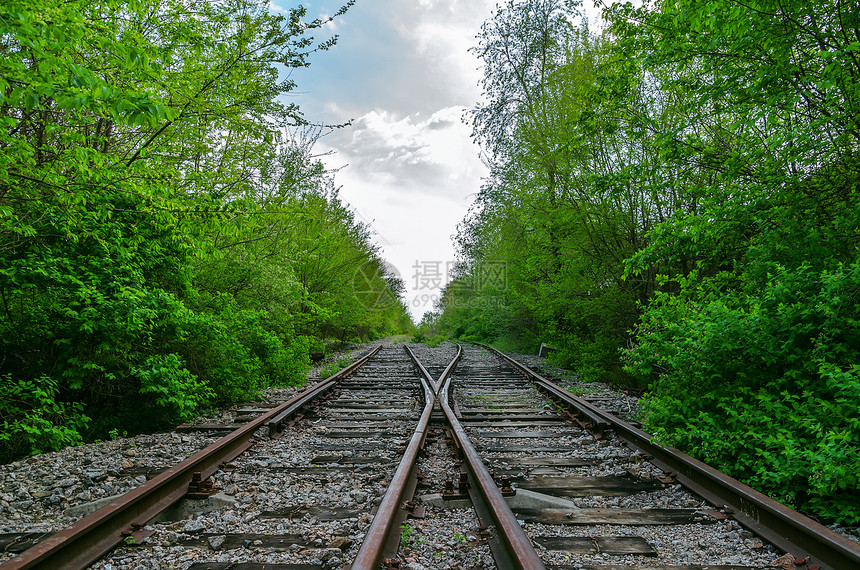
[{"left": 1, "top": 342, "right": 859, "bottom": 569}]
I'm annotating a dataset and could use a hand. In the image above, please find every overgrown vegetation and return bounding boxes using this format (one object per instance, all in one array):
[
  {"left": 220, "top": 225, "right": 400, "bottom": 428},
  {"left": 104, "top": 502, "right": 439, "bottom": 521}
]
[
  {"left": 435, "top": 0, "right": 860, "bottom": 523},
  {"left": 0, "top": 0, "right": 412, "bottom": 463}
]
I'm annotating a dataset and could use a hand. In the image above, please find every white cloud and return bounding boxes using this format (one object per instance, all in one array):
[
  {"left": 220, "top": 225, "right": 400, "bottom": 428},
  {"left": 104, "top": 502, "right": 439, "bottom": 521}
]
[
  {"left": 267, "top": 0, "right": 292, "bottom": 14},
  {"left": 317, "top": 105, "right": 486, "bottom": 318},
  {"left": 319, "top": 14, "right": 336, "bottom": 30},
  {"left": 323, "top": 106, "right": 483, "bottom": 201},
  {"left": 284, "top": 0, "right": 500, "bottom": 319},
  {"left": 394, "top": 0, "right": 497, "bottom": 102}
]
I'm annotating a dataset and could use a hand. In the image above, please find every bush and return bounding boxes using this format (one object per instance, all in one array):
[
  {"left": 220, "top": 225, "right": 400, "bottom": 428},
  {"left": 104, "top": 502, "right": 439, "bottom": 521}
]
[
  {"left": 626, "top": 263, "right": 860, "bottom": 523},
  {"left": 0, "top": 374, "right": 89, "bottom": 463},
  {"left": 179, "top": 309, "right": 266, "bottom": 403},
  {"left": 135, "top": 354, "right": 214, "bottom": 426},
  {"left": 182, "top": 294, "right": 311, "bottom": 397}
]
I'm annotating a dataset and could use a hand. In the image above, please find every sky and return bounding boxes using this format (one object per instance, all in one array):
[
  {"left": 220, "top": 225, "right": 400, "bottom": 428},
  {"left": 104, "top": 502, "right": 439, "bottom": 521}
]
[{"left": 273, "top": 0, "right": 598, "bottom": 321}]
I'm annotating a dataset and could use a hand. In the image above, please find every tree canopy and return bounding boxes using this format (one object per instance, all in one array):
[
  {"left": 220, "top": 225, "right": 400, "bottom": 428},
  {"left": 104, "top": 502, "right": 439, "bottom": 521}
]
[
  {"left": 436, "top": 0, "right": 860, "bottom": 523},
  {"left": 0, "top": 0, "right": 411, "bottom": 463}
]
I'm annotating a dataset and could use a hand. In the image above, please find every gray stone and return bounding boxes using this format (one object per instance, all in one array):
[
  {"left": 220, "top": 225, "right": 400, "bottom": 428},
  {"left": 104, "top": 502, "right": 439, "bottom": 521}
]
[
  {"left": 152, "top": 493, "right": 237, "bottom": 523},
  {"left": 63, "top": 493, "right": 126, "bottom": 518},
  {"left": 182, "top": 519, "right": 206, "bottom": 533},
  {"left": 320, "top": 547, "right": 342, "bottom": 561}
]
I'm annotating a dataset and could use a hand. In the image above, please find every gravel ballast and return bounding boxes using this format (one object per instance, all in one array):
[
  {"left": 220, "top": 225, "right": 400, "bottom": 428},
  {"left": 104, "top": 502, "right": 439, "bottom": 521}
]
[{"left": 1, "top": 339, "right": 857, "bottom": 569}]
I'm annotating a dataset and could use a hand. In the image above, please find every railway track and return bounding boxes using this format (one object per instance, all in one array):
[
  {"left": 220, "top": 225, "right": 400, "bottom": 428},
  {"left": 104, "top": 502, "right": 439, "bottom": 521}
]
[
  {"left": 1, "top": 342, "right": 858, "bottom": 569},
  {"left": 1, "top": 345, "right": 426, "bottom": 569},
  {"left": 442, "top": 345, "right": 773, "bottom": 569},
  {"left": 431, "top": 344, "right": 860, "bottom": 570}
]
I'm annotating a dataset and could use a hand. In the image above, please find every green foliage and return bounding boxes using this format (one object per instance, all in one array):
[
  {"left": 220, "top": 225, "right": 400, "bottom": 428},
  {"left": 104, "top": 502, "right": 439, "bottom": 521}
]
[
  {"left": 612, "top": 0, "right": 860, "bottom": 523},
  {"left": 135, "top": 354, "right": 214, "bottom": 425},
  {"left": 627, "top": 243, "right": 860, "bottom": 522},
  {"left": 411, "top": 331, "right": 445, "bottom": 348},
  {"left": 443, "top": 2, "right": 657, "bottom": 381},
  {"left": 0, "top": 374, "right": 89, "bottom": 463},
  {"left": 319, "top": 357, "right": 353, "bottom": 379},
  {"left": 411, "top": 311, "right": 444, "bottom": 346},
  {"left": 0, "top": 0, "right": 411, "bottom": 461},
  {"left": 400, "top": 523, "right": 421, "bottom": 548},
  {"left": 108, "top": 428, "right": 126, "bottom": 441},
  {"left": 443, "top": 0, "right": 860, "bottom": 524}
]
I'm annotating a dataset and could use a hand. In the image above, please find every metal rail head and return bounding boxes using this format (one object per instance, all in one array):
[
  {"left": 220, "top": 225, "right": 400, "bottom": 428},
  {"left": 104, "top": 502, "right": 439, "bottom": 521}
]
[
  {"left": 437, "top": 344, "right": 547, "bottom": 570},
  {"left": 348, "top": 345, "right": 443, "bottom": 569},
  {"left": 476, "top": 342, "right": 860, "bottom": 570}
]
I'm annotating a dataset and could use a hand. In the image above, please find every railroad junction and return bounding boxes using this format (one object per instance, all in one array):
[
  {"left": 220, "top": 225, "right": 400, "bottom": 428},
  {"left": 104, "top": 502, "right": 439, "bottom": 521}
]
[{"left": 1, "top": 342, "right": 858, "bottom": 570}]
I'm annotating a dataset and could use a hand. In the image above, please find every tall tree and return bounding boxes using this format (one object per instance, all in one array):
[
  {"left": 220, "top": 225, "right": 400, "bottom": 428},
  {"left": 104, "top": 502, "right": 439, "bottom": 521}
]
[
  {"left": 0, "top": 0, "right": 412, "bottom": 463},
  {"left": 610, "top": 0, "right": 860, "bottom": 523},
  {"left": 452, "top": 0, "right": 697, "bottom": 380}
]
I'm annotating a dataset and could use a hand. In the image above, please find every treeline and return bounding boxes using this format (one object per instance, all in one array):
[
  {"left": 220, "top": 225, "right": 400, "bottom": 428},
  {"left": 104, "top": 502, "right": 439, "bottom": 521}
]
[
  {"left": 434, "top": 0, "right": 860, "bottom": 523},
  {"left": 0, "top": 0, "right": 412, "bottom": 463}
]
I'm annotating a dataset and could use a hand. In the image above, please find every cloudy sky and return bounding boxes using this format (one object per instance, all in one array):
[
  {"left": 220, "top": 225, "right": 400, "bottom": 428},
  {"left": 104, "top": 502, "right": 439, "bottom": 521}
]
[{"left": 274, "top": 0, "right": 596, "bottom": 321}]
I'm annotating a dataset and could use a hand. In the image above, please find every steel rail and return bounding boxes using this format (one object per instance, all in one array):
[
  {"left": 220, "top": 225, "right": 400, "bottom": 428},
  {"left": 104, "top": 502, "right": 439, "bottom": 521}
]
[
  {"left": 438, "top": 345, "right": 547, "bottom": 570},
  {"left": 480, "top": 343, "right": 860, "bottom": 570},
  {"left": 1, "top": 346, "right": 382, "bottom": 570},
  {"left": 348, "top": 345, "right": 441, "bottom": 569}
]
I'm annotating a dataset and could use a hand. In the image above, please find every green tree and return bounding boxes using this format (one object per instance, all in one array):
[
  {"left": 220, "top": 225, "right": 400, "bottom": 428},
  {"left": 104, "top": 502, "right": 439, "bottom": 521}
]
[
  {"left": 611, "top": 0, "right": 860, "bottom": 522},
  {"left": 0, "top": 0, "right": 416, "bottom": 463},
  {"left": 449, "top": 0, "right": 696, "bottom": 381},
  {"left": 442, "top": 0, "right": 860, "bottom": 522}
]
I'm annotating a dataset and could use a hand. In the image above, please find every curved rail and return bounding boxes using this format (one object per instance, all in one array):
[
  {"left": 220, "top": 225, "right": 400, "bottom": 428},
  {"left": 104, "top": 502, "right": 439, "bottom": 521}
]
[
  {"left": 348, "top": 345, "right": 440, "bottom": 569},
  {"left": 479, "top": 343, "right": 860, "bottom": 570},
  {"left": 1, "top": 346, "right": 382, "bottom": 570},
  {"left": 438, "top": 345, "right": 547, "bottom": 570}
]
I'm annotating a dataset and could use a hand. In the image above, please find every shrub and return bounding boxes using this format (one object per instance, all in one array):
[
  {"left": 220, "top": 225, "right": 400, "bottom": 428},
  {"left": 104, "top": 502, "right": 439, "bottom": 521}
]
[
  {"left": 0, "top": 374, "right": 89, "bottom": 463},
  {"left": 627, "top": 263, "right": 860, "bottom": 523},
  {"left": 135, "top": 354, "right": 214, "bottom": 426}
]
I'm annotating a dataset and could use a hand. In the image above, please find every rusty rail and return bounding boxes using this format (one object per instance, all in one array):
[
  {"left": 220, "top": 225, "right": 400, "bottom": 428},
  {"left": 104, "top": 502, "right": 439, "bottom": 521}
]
[
  {"left": 480, "top": 343, "right": 860, "bottom": 570},
  {"left": 348, "top": 345, "right": 441, "bottom": 569},
  {"left": 1, "top": 345, "right": 382, "bottom": 570},
  {"left": 438, "top": 345, "right": 547, "bottom": 570}
]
